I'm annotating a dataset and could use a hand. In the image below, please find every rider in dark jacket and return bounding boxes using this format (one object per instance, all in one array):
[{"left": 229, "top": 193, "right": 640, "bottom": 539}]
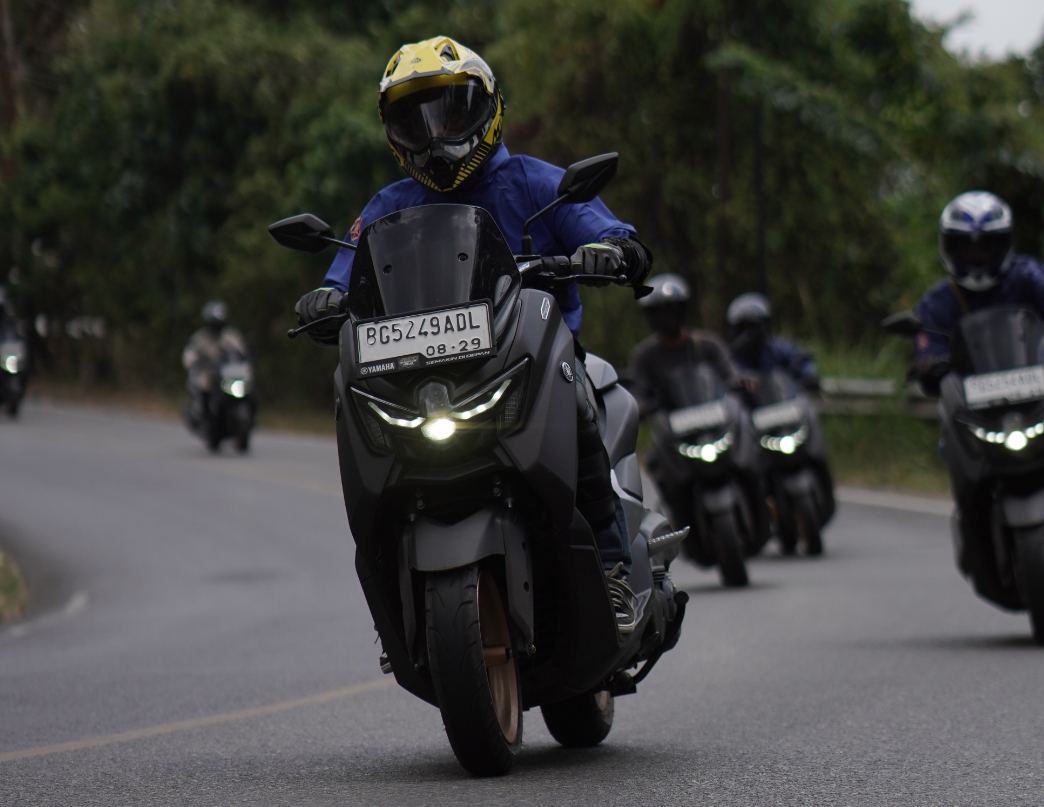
[
  {"left": 912, "top": 191, "right": 1044, "bottom": 395},
  {"left": 726, "top": 292, "right": 820, "bottom": 391},
  {"left": 292, "top": 37, "right": 652, "bottom": 632}
]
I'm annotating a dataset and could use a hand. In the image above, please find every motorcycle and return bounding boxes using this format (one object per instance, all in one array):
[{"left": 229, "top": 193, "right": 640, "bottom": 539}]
[
  {"left": 747, "top": 368, "right": 835, "bottom": 555},
  {"left": 646, "top": 359, "right": 770, "bottom": 586},
  {"left": 185, "top": 351, "right": 255, "bottom": 452},
  {"left": 0, "top": 325, "right": 28, "bottom": 418},
  {"left": 269, "top": 153, "right": 689, "bottom": 776},
  {"left": 884, "top": 306, "right": 1044, "bottom": 644}
]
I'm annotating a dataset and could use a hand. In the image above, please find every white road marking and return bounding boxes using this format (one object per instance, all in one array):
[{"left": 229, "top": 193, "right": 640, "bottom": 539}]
[{"left": 836, "top": 486, "right": 953, "bottom": 517}]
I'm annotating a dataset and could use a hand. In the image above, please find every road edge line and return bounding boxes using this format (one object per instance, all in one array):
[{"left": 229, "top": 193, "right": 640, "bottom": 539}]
[{"left": 835, "top": 486, "right": 952, "bottom": 517}]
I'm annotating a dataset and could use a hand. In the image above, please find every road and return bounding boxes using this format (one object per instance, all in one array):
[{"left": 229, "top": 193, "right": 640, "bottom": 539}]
[{"left": 1, "top": 403, "right": 1041, "bottom": 806}]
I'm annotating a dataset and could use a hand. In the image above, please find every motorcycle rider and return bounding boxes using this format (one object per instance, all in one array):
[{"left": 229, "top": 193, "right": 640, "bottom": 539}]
[
  {"left": 726, "top": 292, "right": 820, "bottom": 391},
  {"left": 291, "top": 37, "right": 652, "bottom": 631},
  {"left": 628, "top": 274, "right": 741, "bottom": 417},
  {"left": 182, "top": 300, "right": 249, "bottom": 429},
  {"left": 912, "top": 191, "right": 1044, "bottom": 396}
]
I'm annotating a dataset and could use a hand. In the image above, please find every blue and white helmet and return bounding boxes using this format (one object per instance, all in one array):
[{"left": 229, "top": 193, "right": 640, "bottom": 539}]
[{"left": 939, "top": 191, "right": 1013, "bottom": 291}]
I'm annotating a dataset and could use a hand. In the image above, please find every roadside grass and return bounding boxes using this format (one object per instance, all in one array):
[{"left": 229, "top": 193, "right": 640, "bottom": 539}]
[{"left": 0, "top": 549, "right": 28, "bottom": 622}]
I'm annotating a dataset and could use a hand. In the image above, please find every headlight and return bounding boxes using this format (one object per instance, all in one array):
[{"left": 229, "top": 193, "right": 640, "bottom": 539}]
[
  {"left": 760, "top": 424, "right": 809, "bottom": 454},
  {"left": 351, "top": 359, "right": 529, "bottom": 452},
  {"left": 220, "top": 377, "right": 250, "bottom": 398},
  {"left": 967, "top": 419, "right": 1044, "bottom": 452},
  {"left": 2, "top": 355, "right": 18, "bottom": 374},
  {"left": 678, "top": 431, "right": 734, "bottom": 462}
]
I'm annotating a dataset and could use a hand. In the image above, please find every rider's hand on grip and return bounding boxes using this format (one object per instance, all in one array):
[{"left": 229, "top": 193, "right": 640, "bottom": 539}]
[
  {"left": 294, "top": 287, "right": 344, "bottom": 346},
  {"left": 570, "top": 242, "right": 623, "bottom": 286}
]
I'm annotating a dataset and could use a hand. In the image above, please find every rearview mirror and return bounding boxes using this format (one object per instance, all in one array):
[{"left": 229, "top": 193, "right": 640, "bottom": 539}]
[
  {"left": 881, "top": 311, "right": 923, "bottom": 337},
  {"left": 268, "top": 214, "right": 340, "bottom": 253},
  {"left": 557, "top": 153, "right": 618, "bottom": 203}
]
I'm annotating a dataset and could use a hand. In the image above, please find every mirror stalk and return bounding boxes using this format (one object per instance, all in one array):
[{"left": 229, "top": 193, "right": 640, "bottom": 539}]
[{"left": 520, "top": 193, "right": 569, "bottom": 255}]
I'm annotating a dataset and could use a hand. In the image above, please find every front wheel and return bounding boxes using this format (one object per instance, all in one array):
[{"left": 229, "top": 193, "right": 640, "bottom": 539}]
[
  {"left": 425, "top": 565, "right": 522, "bottom": 776},
  {"left": 711, "top": 510, "right": 748, "bottom": 587},
  {"left": 1014, "top": 527, "right": 1044, "bottom": 645},
  {"left": 541, "top": 690, "right": 614, "bottom": 747},
  {"left": 794, "top": 492, "right": 823, "bottom": 556}
]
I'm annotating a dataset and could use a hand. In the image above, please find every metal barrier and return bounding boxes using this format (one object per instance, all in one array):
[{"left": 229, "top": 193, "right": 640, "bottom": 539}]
[{"left": 817, "top": 377, "right": 937, "bottom": 419}]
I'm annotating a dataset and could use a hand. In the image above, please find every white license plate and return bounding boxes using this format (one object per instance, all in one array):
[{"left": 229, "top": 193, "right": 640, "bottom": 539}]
[
  {"left": 752, "top": 399, "right": 804, "bottom": 431},
  {"left": 220, "top": 362, "right": 252, "bottom": 381},
  {"left": 356, "top": 303, "right": 493, "bottom": 376},
  {"left": 964, "top": 365, "right": 1044, "bottom": 409},
  {"left": 669, "top": 400, "right": 729, "bottom": 436}
]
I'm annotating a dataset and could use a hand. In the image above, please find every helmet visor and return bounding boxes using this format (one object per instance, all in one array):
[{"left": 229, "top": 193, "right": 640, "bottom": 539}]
[
  {"left": 383, "top": 78, "right": 491, "bottom": 151},
  {"left": 942, "top": 231, "right": 1012, "bottom": 278}
]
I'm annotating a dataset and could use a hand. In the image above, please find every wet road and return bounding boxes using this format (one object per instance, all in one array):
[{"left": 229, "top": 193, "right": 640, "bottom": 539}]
[{"left": 1, "top": 403, "right": 1041, "bottom": 805}]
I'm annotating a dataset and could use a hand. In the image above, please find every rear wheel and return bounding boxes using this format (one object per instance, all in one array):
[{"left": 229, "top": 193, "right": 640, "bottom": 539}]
[
  {"left": 541, "top": 690, "right": 614, "bottom": 747},
  {"left": 711, "top": 510, "right": 748, "bottom": 587},
  {"left": 795, "top": 492, "right": 823, "bottom": 556},
  {"left": 1014, "top": 527, "right": 1044, "bottom": 645},
  {"left": 426, "top": 565, "right": 522, "bottom": 775}
]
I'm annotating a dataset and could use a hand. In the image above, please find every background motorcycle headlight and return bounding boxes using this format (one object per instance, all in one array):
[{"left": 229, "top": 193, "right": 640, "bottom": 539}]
[{"left": 2, "top": 355, "right": 19, "bottom": 373}]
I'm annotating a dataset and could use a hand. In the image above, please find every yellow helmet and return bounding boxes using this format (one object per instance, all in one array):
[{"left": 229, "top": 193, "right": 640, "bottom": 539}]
[{"left": 378, "top": 36, "right": 504, "bottom": 192}]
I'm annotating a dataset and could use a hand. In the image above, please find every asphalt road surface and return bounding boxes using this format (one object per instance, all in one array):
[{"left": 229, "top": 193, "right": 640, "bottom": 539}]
[{"left": 1, "top": 403, "right": 1042, "bottom": 806}]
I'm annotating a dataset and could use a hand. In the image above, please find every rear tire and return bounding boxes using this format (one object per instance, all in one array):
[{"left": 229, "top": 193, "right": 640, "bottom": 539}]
[
  {"left": 711, "top": 510, "right": 748, "bottom": 587},
  {"left": 1014, "top": 527, "right": 1044, "bottom": 645},
  {"left": 426, "top": 565, "right": 522, "bottom": 776},
  {"left": 795, "top": 493, "right": 823, "bottom": 556},
  {"left": 541, "top": 690, "right": 614, "bottom": 747}
]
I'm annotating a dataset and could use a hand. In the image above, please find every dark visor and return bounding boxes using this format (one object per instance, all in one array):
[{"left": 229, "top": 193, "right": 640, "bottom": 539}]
[
  {"left": 942, "top": 231, "right": 1011, "bottom": 276},
  {"left": 384, "top": 78, "right": 491, "bottom": 151}
]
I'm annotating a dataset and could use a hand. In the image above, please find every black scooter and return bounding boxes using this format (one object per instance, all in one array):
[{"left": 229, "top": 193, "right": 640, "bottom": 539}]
[
  {"left": 747, "top": 368, "right": 835, "bottom": 555},
  {"left": 185, "top": 352, "right": 256, "bottom": 452},
  {"left": 0, "top": 324, "right": 27, "bottom": 418},
  {"left": 270, "top": 154, "right": 689, "bottom": 775},
  {"left": 885, "top": 307, "right": 1044, "bottom": 644},
  {"left": 646, "top": 361, "right": 769, "bottom": 586}
]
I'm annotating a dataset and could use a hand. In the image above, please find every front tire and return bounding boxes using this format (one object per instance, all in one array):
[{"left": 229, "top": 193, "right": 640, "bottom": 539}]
[
  {"left": 541, "top": 690, "right": 614, "bottom": 747},
  {"left": 1014, "top": 527, "right": 1044, "bottom": 645},
  {"left": 794, "top": 492, "right": 823, "bottom": 556},
  {"left": 425, "top": 565, "right": 522, "bottom": 776},
  {"left": 711, "top": 510, "right": 748, "bottom": 587}
]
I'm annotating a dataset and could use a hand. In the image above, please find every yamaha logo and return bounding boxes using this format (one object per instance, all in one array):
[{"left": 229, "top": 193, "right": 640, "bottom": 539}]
[
  {"left": 540, "top": 298, "right": 551, "bottom": 321},
  {"left": 561, "top": 362, "right": 573, "bottom": 382}
]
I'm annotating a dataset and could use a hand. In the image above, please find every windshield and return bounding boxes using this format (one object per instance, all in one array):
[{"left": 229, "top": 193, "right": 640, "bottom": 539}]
[
  {"left": 749, "top": 368, "right": 799, "bottom": 407},
  {"left": 346, "top": 205, "right": 520, "bottom": 338},
  {"left": 951, "top": 308, "right": 1044, "bottom": 376},
  {"left": 665, "top": 362, "right": 728, "bottom": 410}
]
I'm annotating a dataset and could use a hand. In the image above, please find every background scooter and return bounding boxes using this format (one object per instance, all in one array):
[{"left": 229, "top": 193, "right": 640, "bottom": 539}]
[{"left": 185, "top": 352, "right": 256, "bottom": 452}]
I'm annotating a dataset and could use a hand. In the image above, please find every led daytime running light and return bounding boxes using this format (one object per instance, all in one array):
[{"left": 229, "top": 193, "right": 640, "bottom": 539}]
[
  {"left": 677, "top": 431, "right": 734, "bottom": 462},
  {"left": 367, "top": 401, "right": 425, "bottom": 429},
  {"left": 450, "top": 378, "right": 512, "bottom": 421},
  {"left": 968, "top": 419, "right": 1044, "bottom": 452},
  {"left": 760, "top": 425, "right": 809, "bottom": 454}
]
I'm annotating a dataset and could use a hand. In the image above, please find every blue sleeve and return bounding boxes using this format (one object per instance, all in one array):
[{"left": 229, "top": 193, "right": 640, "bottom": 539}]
[
  {"left": 769, "top": 339, "right": 818, "bottom": 384},
  {"left": 321, "top": 192, "right": 395, "bottom": 292},
  {"left": 913, "top": 281, "right": 957, "bottom": 359},
  {"left": 1009, "top": 257, "right": 1044, "bottom": 319}
]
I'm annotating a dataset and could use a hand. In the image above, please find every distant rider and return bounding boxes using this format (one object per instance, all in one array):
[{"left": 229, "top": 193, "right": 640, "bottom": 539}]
[
  {"left": 628, "top": 274, "right": 741, "bottom": 417},
  {"left": 182, "top": 300, "right": 249, "bottom": 428},
  {"left": 726, "top": 292, "right": 820, "bottom": 391},
  {"left": 912, "top": 191, "right": 1044, "bottom": 395},
  {"left": 290, "top": 37, "right": 652, "bottom": 632}
]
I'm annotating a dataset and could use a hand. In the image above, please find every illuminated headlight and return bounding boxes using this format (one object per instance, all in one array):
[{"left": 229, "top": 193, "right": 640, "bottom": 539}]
[
  {"left": 678, "top": 431, "right": 734, "bottom": 462},
  {"left": 2, "top": 355, "right": 18, "bottom": 374},
  {"left": 761, "top": 424, "right": 809, "bottom": 454},
  {"left": 969, "top": 420, "right": 1044, "bottom": 452},
  {"left": 421, "top": 418, "right": 456, "bottom": 442},
  {"left": 220, "top": 378, "right": 249, "bottom": 398}
]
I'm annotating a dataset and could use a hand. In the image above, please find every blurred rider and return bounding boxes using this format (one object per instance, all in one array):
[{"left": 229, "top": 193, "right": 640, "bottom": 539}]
[
  {"left": 912, "top": 191, "right": 1044, "bottom": 395},
  {"left": 182, "top": 300, "right": 248, "bottom": 426},
  {"left": 726, "top": 292, "right": 820, "bottom": 391},
  {"left": 628, "top": 274, "right": 741, "bottom": 417},
  {"left": 291, "top": 37, "right": 652, "bottom": 633}
]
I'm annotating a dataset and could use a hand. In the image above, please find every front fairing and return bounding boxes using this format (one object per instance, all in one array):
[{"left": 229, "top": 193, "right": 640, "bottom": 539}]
[{"left": 749, "top": 370, "right": 819, "bottom": 468}]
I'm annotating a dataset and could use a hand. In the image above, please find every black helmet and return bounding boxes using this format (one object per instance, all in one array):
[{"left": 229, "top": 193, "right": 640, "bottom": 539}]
[
  {"left": 638, "top": 274, "right": 690, "bottom": 335},
  {"left": 727, "top": 292, "right": 771, "bottom": 366},
  {"left": 201, "top": 300, "right": 228, "bottom": 328},
  {"left": 939, "top": 191, "right": 1013, "bottom": 291}
]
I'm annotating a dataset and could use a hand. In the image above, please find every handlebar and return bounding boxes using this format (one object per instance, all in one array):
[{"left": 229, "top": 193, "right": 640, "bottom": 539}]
[{"left": 515, "top": 254, "right": 627, "bottom": 287}]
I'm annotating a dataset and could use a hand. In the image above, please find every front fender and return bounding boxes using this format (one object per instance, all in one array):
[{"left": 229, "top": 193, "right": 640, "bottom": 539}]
[
  {"left": 1000, "top": 489, "right": 1044, "bottom": 529},
  {"left": 781, "top": 467, "right": 816, "bottom": 496}
]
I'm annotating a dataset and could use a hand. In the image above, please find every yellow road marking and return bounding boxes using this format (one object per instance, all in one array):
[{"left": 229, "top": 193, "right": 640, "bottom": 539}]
[{"left": 0, "top": 678, "right": 394, "bottom": 764}]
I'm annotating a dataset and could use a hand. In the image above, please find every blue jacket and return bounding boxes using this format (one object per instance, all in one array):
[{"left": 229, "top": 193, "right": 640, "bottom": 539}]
[
  {"left": 733, "top": 337, "right": 819, "bottom": 387},
  {"left": 913, "top": 255, "right": 1044, "bottom": 358},
  {"left": 322, "top": 145, "right": 637, "bottom": 337}
]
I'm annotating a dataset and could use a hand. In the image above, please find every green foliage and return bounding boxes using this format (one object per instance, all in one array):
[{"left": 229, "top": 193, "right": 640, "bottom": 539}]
[{"left": 0, "top": 0, "right": 1041, "bottom": 408}]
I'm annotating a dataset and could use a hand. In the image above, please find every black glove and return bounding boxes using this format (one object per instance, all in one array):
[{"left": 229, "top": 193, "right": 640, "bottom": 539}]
[
  {"left": 909, "top": 356, "right": 950, "bottom": 397},
  {"left": 294, "top": 287, "right": 345, "bottom": 346},
  {"left": 570, "top": 242, "right": 623, "bottom": 286}
]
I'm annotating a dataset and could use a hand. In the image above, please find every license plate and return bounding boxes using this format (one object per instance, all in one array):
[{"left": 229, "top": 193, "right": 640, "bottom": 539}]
[
  {"left": 752, "top": 399, "right": 804, "bottom": 432},
  {"left": 355, "top": 303, "right": 493, "bottom": 376},
  {"left": 669, "top": 400, "right": 729, "bottom": 436},
  {"left": 964, "top": 365, "right": 1044, "bottom": 409},
  {"left": 220, "top": 361, "right": 251, "bottom": 380}
]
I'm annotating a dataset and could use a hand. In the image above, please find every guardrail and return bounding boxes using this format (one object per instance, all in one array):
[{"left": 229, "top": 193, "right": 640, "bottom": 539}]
[{"left": 816, "top": 377, "right": 937, "bottom": 419}]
